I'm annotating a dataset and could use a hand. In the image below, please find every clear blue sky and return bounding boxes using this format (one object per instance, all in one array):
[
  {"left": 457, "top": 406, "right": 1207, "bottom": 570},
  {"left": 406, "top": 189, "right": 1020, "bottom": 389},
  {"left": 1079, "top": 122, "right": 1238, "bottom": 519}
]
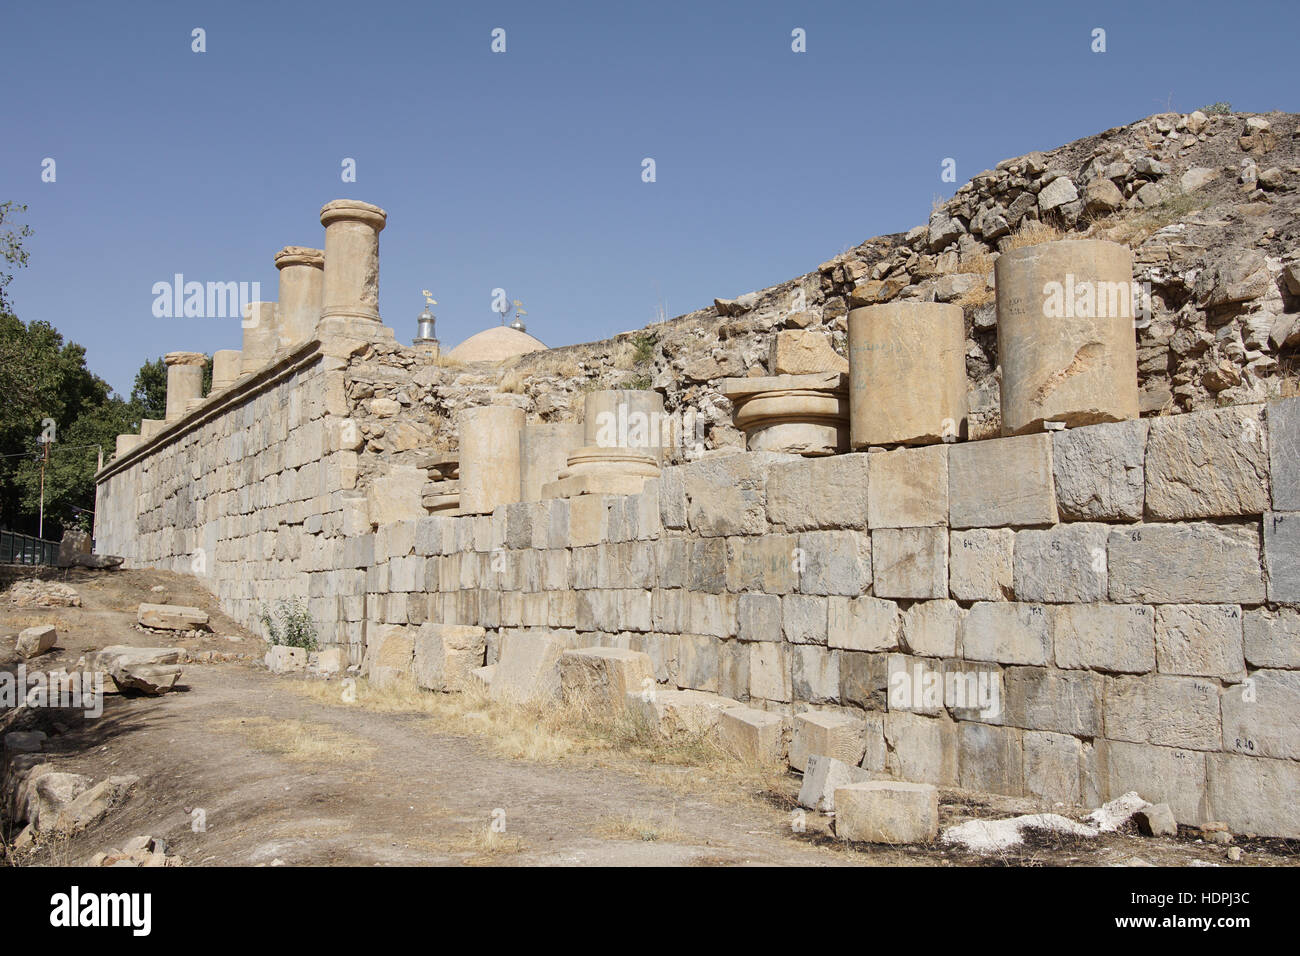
[{"left": 2, "top": 0, "right": 1295, "bottom": 396}]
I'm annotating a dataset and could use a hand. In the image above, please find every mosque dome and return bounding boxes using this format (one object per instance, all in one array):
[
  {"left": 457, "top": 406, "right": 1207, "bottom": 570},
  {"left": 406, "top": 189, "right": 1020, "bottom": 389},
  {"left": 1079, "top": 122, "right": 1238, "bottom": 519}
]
[{"left": 444, "top": 326, "right": 549, "bottom": 363}]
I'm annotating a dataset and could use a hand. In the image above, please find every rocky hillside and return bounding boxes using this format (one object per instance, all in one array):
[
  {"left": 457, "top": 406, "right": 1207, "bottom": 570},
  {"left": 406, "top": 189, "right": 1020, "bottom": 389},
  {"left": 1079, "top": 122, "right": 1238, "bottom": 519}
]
[{"left": 343, "top": 109, "right": 1299, "bottom": 484}]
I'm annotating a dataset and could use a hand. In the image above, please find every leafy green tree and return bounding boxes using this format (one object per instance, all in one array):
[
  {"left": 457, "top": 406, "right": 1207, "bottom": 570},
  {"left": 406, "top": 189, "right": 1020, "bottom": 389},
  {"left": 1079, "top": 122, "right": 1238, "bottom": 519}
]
[{"left": 130, "top": 357, "right": 167, "bottom": 421}]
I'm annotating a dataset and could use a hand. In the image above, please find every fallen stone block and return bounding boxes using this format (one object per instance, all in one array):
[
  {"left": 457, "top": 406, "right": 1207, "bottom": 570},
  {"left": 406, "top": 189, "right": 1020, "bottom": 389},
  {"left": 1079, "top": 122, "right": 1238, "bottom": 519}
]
[
  {"left": 559, "top": 646, "right": 654, "bottom": 714},
  {"left": 70, "top": 553, "right": 123, "bottom": 570},
  {"left": 1134, "top": 803, "right": 1178, "bottom": 837},
  {"left": 718, "top": 706, "right": 786, "bottom": 764},
  {"left": 48, "top": 774, "right": 139, "bottom": 834},
  {"left": 88, "top": 645, "right": 183, "bottom": 672},
  {"left": 942, "top": 812, "right": 1098, "bottom": 852},
  {"left": 835, "top": 781, "right": 939, "bottom": 844},
  {"left": 111, "top": 663, "right": 183, "bottom": 695},
  {"left": 364, "top": 624, "right": 415, "bottom": 689},
  {"left": 624, "top": 688, "right": 742, "bottom": 737},
  {"left": 265, "top": 645, "right": 308, "bottom": 674},
  {"left": 470, "top": 664, "right": 495, "bottom": 694},
  {"left": 16, "top": 625, "right": 57, "bottom": 659},
  {"left": 23, "top": 770, "right": 92, "bottom": 830},
  {"left": 311, "top": 648, "right": 344, "bottom": 675},
  {"left": 490, "top": 631, "right": 566, "bottom": 704},
  {"left": 415, "top": 623, "right": 487, "bottom": 692},
  {"left": 798, "top": 753, "right": 871, "bottom": 812},
  {"left": 789, "top": 710, "right": 867, "bottom": 771},
  {"left": 137, "top": 603, "right": 210, "bottom": 631}
]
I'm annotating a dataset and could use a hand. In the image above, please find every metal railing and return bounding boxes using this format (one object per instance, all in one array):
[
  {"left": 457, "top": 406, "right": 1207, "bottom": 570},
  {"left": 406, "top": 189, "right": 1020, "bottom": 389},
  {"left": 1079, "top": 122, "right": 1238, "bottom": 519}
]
[{"left": 0, "top": 530, "right": 60, "bottom": 566}]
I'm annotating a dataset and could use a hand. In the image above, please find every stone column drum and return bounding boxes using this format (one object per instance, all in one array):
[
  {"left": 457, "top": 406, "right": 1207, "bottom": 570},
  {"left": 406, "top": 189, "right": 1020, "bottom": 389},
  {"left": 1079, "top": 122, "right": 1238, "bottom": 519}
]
[
  {"left": 241, "top": 301, "right": 280, "bottom": 374},
  {"left": 848, "top": 303, "right": 967, "bottom": 447},
  {"left": 115, "top": 434, "right": 141, "bottom": 458},
  {"left": 210, "top": 349, "right": 242, "bottom": 391},
  {"left": 722, "top": 372, "right": 848, "bottom": 456},
  {"left": 274, "top": 246, "right": 325, "bottom": 346},
  {"left": 457, "top": 406, "right": 525, "bottom": 514},
  {"left": 582, "top": 389, "right": 666, "bottom": 460},
  {"left": 520, "top": 422, "right": 584, "bottom": 501},
  {"left": 163, "top": 351, "right": 207, "bottom": 422},
  {"left": 319, "top": 200, "right": 386, "bottom": 323},
  {"left": 995, "top": 239, "right": 1139, "bottom": 434}
]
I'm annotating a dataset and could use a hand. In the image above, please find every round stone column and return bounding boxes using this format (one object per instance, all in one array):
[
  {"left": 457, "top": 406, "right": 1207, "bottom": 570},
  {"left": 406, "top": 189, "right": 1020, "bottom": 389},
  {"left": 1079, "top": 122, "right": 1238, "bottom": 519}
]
[
  {"left": 163, "top": 351, "right": 207, "bottom": 422},
  {"left": 274, "top": 246, "right": 325, "bottom": 346},
  {"left": 319, "top": 200, "right": 387, "bottom": 323},
  {"left": 995, "top": 239, "right": 1139, "bottom": 434},
  {"left": 210, "top": 349, "right": 242, "bottom": 391},
  {"left": 457, "top": 406, "right": 525, "bottom": 514},
  {"left": 582, "top": 389, "right": 666, "bottom": 461},
  {"left": 520, "top": 422, "right": 584, "bottom": 501},
  {"left": 241, "top": 301, "right": 279, "bottom": 374},
  {"left": 848, "top": 303, "right": 967, "bottom": 447}
]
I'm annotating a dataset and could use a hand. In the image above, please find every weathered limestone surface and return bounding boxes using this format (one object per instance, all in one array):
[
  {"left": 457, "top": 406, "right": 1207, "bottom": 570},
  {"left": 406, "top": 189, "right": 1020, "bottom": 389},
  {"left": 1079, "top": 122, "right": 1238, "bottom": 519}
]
[
  {"left": 210, "top": 349, "right": 242, "bottom": 391},
  {"left": 274, "top": 246, "right": 325, "bottom": 346},
  {"left": 867, "top": 445, "right": 947, "bottom": 528},
  {"left": 1107, "top": 523, "right": 1265, "bottom": 603},
  {"left": 722, "top": 372, "right": 848, "bottom": 456},
  {"left": 1269, "top": 397, "right": 1300, "bottom": 511},
  {"left": 457, "top": 406, "right": 524, "bottom": 515},
  {"left": 520, "top": 423, "right": 584, "bottom": 501},
  {"left": 848, "top": 303, "right": 967, "bottom": 447},
  {"left": 320, "top": 199, "right": 386, "bottom": 323},
  {"left": 996, "top": 239, "right": 1139, "bottom": 434},
  {"left": 835, "top": 781, "right": 938, "bottom": 844},
  {"left": 1052, "top": 419, "right": 1146, "bottom": 521},
  {"left": 241, "top": 301, "right": 279, "bottom": 374},
  {"left": 163, "top": 352, "right": 207, "bottom": 422},
  {"left": 949, "top": 434, "right": 1058, "bottom": 528},
  {"left": 1144, "top": 405, "right": 1269, "bottom": 519}
]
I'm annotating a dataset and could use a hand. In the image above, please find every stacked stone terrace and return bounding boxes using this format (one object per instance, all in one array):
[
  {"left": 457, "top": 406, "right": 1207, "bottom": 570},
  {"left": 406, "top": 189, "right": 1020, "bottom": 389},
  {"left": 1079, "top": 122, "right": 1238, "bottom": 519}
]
[{"left": 94, "top": 190, "right": 1300, "bottom": 838}]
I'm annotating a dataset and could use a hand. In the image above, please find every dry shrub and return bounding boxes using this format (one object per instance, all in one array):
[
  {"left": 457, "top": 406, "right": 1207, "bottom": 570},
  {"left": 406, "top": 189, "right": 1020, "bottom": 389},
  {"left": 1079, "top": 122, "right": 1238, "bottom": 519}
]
[{"left": 1000, "top": 219, "right": 1062, "bottom": 251}]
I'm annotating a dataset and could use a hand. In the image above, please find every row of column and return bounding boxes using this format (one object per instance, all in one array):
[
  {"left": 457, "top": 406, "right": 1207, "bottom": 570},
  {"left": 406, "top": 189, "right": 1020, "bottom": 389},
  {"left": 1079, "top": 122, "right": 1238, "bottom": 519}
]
[
  {"left": 722, "top": 237, "right": 1140, "bottom": 453},
  {"left": 455, "top": 390, "right": 667, "bottom": 515},
  {"left": 119, "top": 199, "right": 389, "bottom": 456}
]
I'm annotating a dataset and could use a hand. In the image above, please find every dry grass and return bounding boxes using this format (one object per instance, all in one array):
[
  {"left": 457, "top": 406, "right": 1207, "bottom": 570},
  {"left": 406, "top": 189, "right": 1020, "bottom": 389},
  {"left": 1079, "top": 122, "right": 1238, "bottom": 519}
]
[
  {"left": 434, "top": 354, "right": 464, "bottom": 368},
  {"left": 498, "top": 368, "right": 526, "bottom": 393},
  {"left": 1084, "top": 190, "right": 1214, "bottom": 248},
  {"left": 286, "top": 678, "right": 791, "bottom": 805},
  {"left": 593, "top": 812, "right": 696, "bottom": 844},
  {"left": 209, "top": 716, "right": 376, "bottom": 764},
  {"left": 1279, "top": 355, "right": 1300, "bottom": 398},
  {"left": 946, "top": 249, "right": 995, "bottom": 276},
  {"left": 454, "top": 822, "right": 527, "bottom": 863},
  {"left": 1000, "top": 219, "right": 1062, "bottom": 252}
]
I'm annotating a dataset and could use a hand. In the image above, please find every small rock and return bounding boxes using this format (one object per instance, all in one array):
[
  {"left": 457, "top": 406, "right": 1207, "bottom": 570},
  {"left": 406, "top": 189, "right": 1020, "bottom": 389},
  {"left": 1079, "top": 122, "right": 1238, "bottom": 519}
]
[
  {"left": 1227, "top": 846, "right": 1242, "bottom": 862},
  {"left": 1134, "top": 803, "right": 1178, "bottom": 837}
]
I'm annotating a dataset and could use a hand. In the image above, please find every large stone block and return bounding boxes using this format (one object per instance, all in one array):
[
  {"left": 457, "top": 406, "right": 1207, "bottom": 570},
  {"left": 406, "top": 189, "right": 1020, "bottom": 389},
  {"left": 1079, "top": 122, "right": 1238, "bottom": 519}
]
[
  {"left": 770, "top": 328, "right": 848, "bottom": 375},
  {"left": 782, "top": 594, "right": 828, "bottom": 645},
  {"left": 1145, "top": 405, "right": 1269, "bottom": 519},
  {"left": 749, "top": 642, "right": 792, "bottom": 702},
  {"left": 797, "top": 530, "right": 871, "bottom": 595},
  {"left": 676, "top": 633, "right": 720, "bottom": 692},
  {"left": 828, "top": 595, "right": 900, "bottom": 652},
  {"left": 683, "top": 452, "right": 791, "bottom": 536},
  {"left": 1051, "top": 418, "right": 1147, "bottom": 521},
  {"left": 949, "top": 434, "right": 1058, "bottom": 528},
  {"left": 625, "top": 688, "right": 742, "bottom": 737},
  {"left": 490, "top": 631, "right": 566, "bottom": 704},
  {"left": 1243, "top": 608, "right": 1300, "bottom": 668},
  {"left": 1003, "top": 666, "right": 1102, "bottom": 737},
  {"left": 835, "top": 781, "right": 939, "bottom": 844},
  {"left": 366, "top": 624, "right": 414, "bottom": 689},
  {"left": 957, "top": 722, "right": 1023, "bottom": 796},
  {"left": 788, "top": 709, "right": 867, "bottom": 771},
  {"left": 1221, "top": 669, "right": 1300, "bottom": 760},
  {"left": 137, "top": 603, "right": 209, "bottom": 631},
  {"left": 1268, "top": 396, "right": 1300, "bottom": 511},
  {"left": 883, "top": 711, "right": 958, "bottom": 785},
  {"left": 1013, "top": 523, "right": 1109, "bottom": 602},
  {"left": 960, "top": 602, "right": 1051, "bottom": 666},
  {"left": 900, "top": 600, "right": 961, "bottom": 657},
  {"left": 798, "top": 754, "right": 871, "bottom": 812},
  {"left": 1052, "top": 603, "right": 1155, "bottom": 673},
  {"left": 1107, "top": 523, "right": 1265, "bottom": 604},
  {"left": 737, "top": 593, "right": 782, "bottom": 643},
  {"left": 948, "top": 528, "right": 1014, "bottom": 601},
  {"left": 719, "top": 706, "right": 787, "bottom": 764},
  {"left": 1154, "top": 604, "right": 1245, "bottom": 680},
  {"left": 867, "top": 445, "right": 947, "bottom": 528},
  {"left": 1264, "top": 512, "right": 1300, "bottom": 603},
  {"left": 766, "top": 453, "right": 869, "bottom": 531},
  {"left": 414, "top": 623, "right": 486, "bottom": 691},
  {"left": 16, "top": 625, "right": 57, "bottom": 659},
  {"left": 568, "top": 494, "right": 611, "bottom": 548},
  {"left": 1207, "top": 752, "right": 1300, "bottom": 838},
  {"left": 729, "top": 534, "right": 798, "bottom": 593},
  {"left": 1103, "top": 674, "right": 1221, "bottom": 751},
  {"left": 792, "top": 645, "right": 840, "bottom": 703},
  {"left": 559, "top": 647, "right": 654, "bottom": 714},
  {"left": 1103, "top": 740, "right": 1207, "bottom": 824},
  {"left": 872, "top": 527, "right": 947, "bottom": 599},
  {"left": 1022, "top": 730, "right": 1083, "bottom": 805}
]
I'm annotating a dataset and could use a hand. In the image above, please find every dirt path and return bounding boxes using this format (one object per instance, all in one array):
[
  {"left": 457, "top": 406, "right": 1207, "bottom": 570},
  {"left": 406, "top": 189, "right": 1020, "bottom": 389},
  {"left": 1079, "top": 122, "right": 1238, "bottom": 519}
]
[{"left": 3, "top": 569, "right": 1293, "bottom": 867}]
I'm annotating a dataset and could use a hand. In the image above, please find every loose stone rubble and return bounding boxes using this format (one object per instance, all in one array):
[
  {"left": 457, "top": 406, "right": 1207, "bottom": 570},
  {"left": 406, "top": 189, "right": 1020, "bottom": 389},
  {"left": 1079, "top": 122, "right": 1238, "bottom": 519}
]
[{"left": 89, "top": 110, "right": 1300, "bottom": 841}]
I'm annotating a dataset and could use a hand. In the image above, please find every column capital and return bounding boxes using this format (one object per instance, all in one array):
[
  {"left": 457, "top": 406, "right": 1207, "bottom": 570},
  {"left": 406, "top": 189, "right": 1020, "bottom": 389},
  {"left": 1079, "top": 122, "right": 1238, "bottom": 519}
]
[
  {"left": 163, "top": 350, "right": 207, "bottom": 367},
  {"left": 274, "top": 246, "right": 325, "bottom": 270},
  {"left": 320, "top": 199, "right": 387, "bottom": 231}
]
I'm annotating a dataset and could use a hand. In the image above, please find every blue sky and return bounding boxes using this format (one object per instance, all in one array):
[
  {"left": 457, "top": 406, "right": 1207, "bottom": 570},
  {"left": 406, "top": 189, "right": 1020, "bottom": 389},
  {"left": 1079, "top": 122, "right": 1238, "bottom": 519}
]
[{"left": 2, "top": 0, "right": 1295, "bottom": 396}]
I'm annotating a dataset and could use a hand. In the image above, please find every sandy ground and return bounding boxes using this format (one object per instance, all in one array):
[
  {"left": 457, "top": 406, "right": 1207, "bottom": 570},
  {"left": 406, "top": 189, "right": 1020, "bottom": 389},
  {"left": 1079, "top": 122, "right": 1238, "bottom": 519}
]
[{"left": 2, "top": 567, "right": 1296, "bottom": 868}]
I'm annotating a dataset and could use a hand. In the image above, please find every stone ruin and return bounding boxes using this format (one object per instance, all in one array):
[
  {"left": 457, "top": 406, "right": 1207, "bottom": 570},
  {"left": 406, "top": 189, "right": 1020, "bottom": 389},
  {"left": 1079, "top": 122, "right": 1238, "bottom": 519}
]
[{"left": 94, "top": 144, "right": 1300, "bottom": 840}]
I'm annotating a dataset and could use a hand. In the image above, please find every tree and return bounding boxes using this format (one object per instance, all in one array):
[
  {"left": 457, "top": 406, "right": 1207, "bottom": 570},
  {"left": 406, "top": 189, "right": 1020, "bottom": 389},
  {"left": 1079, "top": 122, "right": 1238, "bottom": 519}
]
[{"left": 130, "top": 357, "right": 167, "bottom": 421}]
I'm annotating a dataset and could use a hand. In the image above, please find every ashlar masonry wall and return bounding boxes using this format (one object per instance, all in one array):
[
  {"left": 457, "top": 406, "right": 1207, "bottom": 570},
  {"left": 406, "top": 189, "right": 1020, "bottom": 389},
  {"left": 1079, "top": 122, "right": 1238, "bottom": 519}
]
[{"left": 96, "top": 375, "right": 1300, "bottom": 837}]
